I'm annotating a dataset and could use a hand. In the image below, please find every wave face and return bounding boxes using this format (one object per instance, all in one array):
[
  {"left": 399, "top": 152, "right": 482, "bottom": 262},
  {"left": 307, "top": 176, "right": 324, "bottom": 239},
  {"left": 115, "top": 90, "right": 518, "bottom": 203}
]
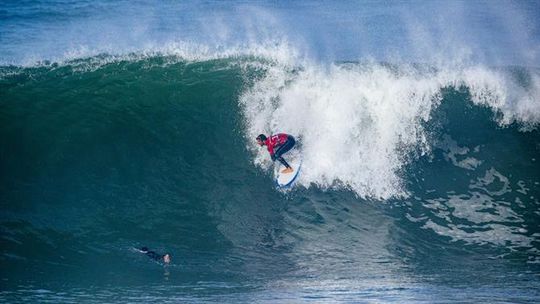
[{"left": 1, "top": 1, "right": 540, "bottom": 303}]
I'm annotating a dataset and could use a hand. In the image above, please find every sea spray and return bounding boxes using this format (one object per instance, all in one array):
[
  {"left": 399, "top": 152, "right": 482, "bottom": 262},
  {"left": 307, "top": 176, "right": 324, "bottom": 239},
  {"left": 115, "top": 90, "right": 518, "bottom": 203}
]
[{"left": 241, "top": 58, "right": 540, "bottom": 198}]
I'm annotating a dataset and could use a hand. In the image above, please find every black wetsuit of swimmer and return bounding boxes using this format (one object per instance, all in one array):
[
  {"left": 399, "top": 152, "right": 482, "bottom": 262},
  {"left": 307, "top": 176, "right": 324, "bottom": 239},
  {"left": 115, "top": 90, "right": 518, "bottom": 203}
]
[{"left": 140, "top": 247, "right": 166, "bottom": 261}]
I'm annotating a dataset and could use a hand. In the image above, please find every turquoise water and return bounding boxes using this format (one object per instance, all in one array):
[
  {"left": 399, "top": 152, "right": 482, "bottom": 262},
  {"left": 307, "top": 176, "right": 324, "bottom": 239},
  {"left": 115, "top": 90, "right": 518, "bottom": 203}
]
[{"left": 1, "top": 1, "right": 540, "bottom": 303}]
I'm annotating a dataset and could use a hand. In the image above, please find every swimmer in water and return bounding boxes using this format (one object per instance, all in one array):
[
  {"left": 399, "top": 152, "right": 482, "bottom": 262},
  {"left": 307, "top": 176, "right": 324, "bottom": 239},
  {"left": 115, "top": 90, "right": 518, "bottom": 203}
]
[{"left": 137, "top": 247, "right": 171, "bottom": 264}]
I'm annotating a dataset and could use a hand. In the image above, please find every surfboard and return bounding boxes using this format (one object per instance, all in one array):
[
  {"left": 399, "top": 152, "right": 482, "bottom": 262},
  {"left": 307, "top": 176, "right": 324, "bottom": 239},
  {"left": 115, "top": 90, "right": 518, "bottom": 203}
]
[{"left": 275, "top": 157, "right": 302, "bottom": 188}]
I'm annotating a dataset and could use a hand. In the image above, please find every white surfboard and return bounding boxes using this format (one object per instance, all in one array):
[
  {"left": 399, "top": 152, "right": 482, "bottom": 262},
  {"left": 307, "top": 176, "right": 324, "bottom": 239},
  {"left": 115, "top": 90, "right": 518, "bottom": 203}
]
[{"left": 275, "top": 157, "right": 302, "bottom": 188}]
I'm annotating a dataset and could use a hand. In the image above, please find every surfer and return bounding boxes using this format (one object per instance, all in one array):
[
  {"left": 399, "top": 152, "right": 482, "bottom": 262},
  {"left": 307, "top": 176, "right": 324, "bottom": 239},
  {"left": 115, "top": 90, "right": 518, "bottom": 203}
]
[
  {"left": 256, "top": 133, "right": 296, "bottom": 173},
  {"left": 137, "top": 247, "right": 171, "bottom": 264}
]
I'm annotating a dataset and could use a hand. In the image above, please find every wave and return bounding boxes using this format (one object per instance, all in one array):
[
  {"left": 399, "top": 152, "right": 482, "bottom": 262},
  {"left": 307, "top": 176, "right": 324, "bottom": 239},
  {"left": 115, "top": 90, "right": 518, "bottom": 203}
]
[
  {"left": 1, "top": 46, "right": 539, "bottom": 273},
  {"left": 2, "top": 45, "right": 539, "bottom": 201}
]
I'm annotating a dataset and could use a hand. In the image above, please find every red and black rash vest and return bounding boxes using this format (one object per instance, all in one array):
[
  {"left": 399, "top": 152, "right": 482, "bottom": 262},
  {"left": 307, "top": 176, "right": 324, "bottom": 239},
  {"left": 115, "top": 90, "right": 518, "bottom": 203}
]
[{"left": 264, "top": 133, "right": 289, "bottom": 156}]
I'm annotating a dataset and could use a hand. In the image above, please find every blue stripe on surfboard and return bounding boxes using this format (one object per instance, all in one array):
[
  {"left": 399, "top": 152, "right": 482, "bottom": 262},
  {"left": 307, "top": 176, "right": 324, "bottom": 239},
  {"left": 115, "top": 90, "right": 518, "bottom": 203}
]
[{"left": 276, "top": 160, "right": 302, "bottom": 188}]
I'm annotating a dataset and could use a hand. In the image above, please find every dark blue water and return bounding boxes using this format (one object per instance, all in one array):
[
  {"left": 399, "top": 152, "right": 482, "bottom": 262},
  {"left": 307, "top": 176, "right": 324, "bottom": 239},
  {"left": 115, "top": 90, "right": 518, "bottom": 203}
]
[{"left": 1, "top": 1, "right": 540, "bottom": 303}]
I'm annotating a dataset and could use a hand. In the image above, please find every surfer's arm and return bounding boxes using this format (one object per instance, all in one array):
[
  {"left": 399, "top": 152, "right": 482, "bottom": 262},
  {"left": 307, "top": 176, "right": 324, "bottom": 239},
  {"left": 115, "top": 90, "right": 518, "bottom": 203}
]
[{"left": 267, "top": 145, "right": 275, "bottom": 160}]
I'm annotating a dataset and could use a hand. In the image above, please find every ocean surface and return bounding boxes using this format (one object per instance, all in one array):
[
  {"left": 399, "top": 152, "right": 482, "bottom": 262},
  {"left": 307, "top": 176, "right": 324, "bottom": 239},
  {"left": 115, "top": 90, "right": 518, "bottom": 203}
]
[{"left": 1, "top": 1, "right": 540, "bottom": 303}]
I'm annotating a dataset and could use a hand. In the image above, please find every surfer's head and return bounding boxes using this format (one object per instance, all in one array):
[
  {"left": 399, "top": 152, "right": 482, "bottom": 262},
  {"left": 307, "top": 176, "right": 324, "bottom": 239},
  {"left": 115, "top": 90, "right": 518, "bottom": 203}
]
[{"left": 256, "top": 134, "right": 267, "bottom": 146}]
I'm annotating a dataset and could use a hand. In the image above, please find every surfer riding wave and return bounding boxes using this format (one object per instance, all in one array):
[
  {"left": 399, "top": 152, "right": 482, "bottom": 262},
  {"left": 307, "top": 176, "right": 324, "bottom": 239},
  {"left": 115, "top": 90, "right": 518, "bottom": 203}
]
[{"left": 256, "top": 133, "right": 296, "bottom": 173}]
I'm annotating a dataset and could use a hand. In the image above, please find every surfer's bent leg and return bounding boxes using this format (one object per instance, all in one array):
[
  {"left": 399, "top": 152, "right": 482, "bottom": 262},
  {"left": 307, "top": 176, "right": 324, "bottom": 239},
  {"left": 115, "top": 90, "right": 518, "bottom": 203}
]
[
  {"left": 274, "top": 136, "right": 295, "bottom": 169},
  {"left": 277, "top": 156, "right": 291, "bottom": 169}
]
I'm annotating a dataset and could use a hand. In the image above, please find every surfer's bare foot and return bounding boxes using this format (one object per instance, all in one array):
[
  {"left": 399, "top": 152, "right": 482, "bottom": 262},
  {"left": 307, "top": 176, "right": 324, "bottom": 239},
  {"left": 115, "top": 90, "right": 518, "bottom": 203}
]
[{"left": 281, "top": 167, "right": 294, "bottom": 174}]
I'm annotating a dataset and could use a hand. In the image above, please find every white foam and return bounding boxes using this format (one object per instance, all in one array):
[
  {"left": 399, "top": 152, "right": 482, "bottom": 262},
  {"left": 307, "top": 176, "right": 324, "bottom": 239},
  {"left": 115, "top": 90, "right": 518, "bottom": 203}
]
[
  {"left": 0, "top": 39, "right": 300, "bottom": 71},
  {"left": 417, "top": 168, "right": 535, "bottom": 249},
  {"left": 437, "top": 135, "right": 483, "bottom": 170},
  {"left": 461, "top": 66, "right": 540, "bottom": 128},
  {"left": 240, "top": 53, "right": 540, "bottom": 198}
]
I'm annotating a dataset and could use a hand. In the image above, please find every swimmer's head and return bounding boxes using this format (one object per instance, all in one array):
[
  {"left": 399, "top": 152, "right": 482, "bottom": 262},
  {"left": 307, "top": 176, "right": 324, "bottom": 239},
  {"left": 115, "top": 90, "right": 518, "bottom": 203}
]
[
  {"left": 141, "top": 247, "right": 149, "bottom": 252},
  {"left": 163, "top": 254, "right": 171, "bottom": 264}
]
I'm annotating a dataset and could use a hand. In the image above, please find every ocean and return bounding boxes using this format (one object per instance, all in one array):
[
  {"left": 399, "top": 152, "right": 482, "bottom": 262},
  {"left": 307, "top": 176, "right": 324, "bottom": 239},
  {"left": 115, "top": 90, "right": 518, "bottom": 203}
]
[{"left": 1, "top": 1, "right": 540, "bottom": 303}]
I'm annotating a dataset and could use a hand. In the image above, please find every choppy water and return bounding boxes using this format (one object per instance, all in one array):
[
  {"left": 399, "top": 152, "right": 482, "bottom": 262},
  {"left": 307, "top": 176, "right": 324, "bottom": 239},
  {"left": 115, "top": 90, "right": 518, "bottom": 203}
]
[{"left": 1, "top": 1, "right": 540, "bottom": 303}]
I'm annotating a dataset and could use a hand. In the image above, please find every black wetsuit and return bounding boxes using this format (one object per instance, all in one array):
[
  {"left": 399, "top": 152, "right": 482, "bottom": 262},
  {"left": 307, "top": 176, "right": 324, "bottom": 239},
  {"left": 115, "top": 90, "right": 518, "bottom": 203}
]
[
  {"left": 145, "top": 250, "right": 164, "bottom": 261},
  {"left": 273, "top": 135, "right": 295, "bottom": 168},
  {"left": 140, "top": 247, "right": 165, "bottom": 261}
]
